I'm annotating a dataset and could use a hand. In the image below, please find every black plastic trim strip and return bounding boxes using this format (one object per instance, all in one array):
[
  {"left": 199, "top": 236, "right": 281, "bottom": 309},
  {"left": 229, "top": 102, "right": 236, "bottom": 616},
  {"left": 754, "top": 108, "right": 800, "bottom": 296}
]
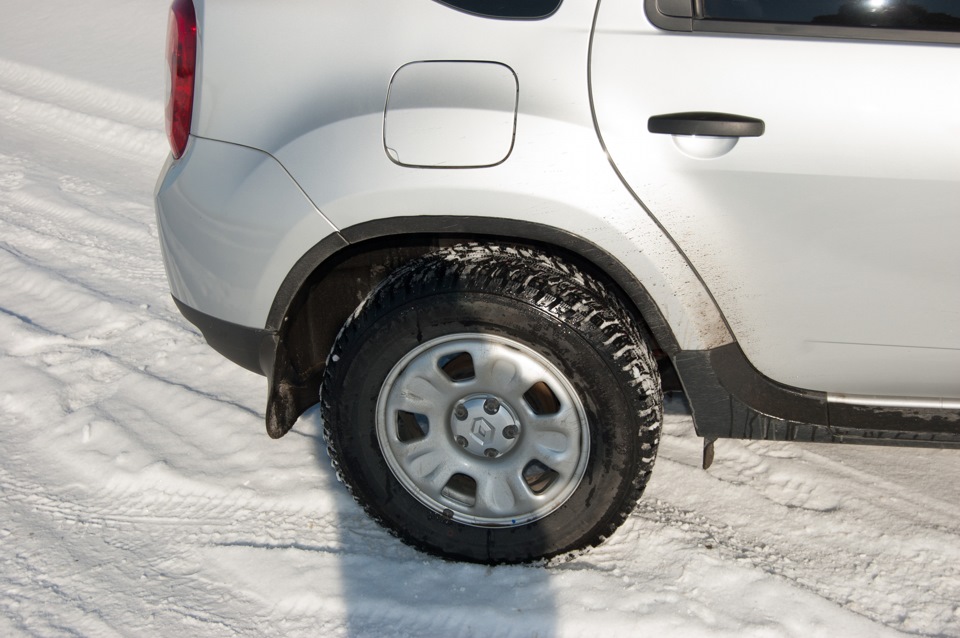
[
  {"left": 694, "top": 18, "right": 960, "bottom": 44},
  {"left": 644, "top": 0, "right": 694, "bottom": 31},
  {"left": 174, "top": 297, "right": 274, "bottom": 375},
  {"left": 433, "top": 0, "right": 563, "bottom": 20},
  {"left": 676, "top": 343, "right": 960, "bottom": 444}
]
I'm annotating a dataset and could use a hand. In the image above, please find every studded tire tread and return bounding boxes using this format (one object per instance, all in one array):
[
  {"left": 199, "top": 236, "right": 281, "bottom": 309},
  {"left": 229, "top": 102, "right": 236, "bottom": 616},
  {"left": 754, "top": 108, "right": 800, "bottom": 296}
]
[{"left": 321, "top": 243, "right": 662, "bottom": 563}]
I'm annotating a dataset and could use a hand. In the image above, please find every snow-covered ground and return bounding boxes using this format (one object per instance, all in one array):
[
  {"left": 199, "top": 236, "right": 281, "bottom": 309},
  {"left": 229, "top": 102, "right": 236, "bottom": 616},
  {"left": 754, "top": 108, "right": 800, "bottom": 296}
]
[{"left": 1, "top": 2, "right": 959, "bottom": 636}]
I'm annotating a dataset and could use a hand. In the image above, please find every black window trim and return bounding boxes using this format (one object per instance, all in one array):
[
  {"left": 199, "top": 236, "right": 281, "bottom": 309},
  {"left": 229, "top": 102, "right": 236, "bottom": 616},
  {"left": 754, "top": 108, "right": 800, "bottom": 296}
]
[
  {"left": 644, "top": 0, "right": 960, "bottom": 44},
  {"left": 434, "top": 0, "right": 563, "bottom": 20}
]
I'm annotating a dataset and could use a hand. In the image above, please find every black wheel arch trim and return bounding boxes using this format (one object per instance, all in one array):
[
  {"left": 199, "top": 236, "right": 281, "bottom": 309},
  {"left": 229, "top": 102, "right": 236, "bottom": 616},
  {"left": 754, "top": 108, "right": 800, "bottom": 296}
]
[
  {"left": 331, "top": 216, "right": 681, "bottom": 353},
  {"left": 265, "top": 230, "right": 349, "bottom": 333},
  {"left": 177, "top": 214, "right": 959, "bottom": 443},
  {"left": 259, "top": 215, "right": 685, "bottom": 438}
]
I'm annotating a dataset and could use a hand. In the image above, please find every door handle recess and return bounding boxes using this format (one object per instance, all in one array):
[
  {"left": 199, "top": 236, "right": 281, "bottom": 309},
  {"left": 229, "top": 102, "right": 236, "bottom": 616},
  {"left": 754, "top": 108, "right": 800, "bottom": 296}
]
[{"left": 648, "top": 112, "right": 765, "bottom": 137}]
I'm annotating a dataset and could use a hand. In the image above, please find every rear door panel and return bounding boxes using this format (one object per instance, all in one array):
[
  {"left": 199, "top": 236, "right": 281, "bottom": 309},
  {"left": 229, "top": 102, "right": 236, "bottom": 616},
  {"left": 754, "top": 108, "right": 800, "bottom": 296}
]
[{"left": 590, "top": 0, "right": 960, "bottom": 398}]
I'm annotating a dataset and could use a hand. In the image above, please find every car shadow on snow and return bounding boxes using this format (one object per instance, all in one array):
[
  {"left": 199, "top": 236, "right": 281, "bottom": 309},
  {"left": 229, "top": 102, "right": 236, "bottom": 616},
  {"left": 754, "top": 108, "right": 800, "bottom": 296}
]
[
  {"left": 298, "top": 405, "right": 560, "bottom": 637},
  {"left": 288, "top": 392, "right": 692, "bottom": 635}
]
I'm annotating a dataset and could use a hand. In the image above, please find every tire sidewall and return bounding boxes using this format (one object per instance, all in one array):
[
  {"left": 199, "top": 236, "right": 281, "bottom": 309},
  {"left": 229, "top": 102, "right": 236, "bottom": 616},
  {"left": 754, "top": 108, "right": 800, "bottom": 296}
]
[{"left": 327, "top": 289, "right": 650, "bottom": 563}]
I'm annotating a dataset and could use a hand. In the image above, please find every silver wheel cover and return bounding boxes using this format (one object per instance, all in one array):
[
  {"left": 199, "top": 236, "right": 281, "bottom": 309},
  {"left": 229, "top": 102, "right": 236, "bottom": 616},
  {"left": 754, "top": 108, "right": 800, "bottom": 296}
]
[{"left": 376, "top": 334, "right": 590, "bottom": 527}]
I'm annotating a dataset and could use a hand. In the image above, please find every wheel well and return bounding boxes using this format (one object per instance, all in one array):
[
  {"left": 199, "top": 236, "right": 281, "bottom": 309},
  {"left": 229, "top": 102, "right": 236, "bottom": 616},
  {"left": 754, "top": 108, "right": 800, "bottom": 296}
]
[{"left": 264, "top": 232, "right": 680, "bottom": 438}]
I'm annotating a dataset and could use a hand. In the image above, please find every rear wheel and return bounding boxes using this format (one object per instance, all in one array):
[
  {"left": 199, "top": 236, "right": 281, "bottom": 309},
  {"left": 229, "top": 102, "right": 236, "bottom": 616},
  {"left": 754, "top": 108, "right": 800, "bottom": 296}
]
[{"left": 322, "top": 244, "right": 662, "bottom": 563}]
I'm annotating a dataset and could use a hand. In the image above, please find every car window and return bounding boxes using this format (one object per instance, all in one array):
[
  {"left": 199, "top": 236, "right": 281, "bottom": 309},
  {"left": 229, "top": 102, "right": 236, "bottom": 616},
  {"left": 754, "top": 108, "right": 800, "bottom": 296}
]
[
  {"left": 433, "top": 0, "right": 563, "bottom": 19},
  {"left": 646, "top": 0, "right": 960, "bottom": 42},
  {"left": 702, "top": 0, "right": 960, "bottom": 31}
]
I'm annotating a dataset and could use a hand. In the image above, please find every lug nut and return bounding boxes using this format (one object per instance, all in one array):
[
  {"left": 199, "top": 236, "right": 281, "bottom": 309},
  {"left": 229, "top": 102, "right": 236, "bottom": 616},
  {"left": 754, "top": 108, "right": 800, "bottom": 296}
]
[
  {"left": 454, "top": 404, "right": 468, "bottom": 420},
  {"left": 502, "top": 425, "right": 519, "bottom": 440},
  {"left": 456, "top": 435, "right": 469, "bottom": 448},
  {"left": 484, "top": 448, "right": 499, "bottom": 458},
  {"left": 483, "top": 398, "right": 501, "bottom": 415}
]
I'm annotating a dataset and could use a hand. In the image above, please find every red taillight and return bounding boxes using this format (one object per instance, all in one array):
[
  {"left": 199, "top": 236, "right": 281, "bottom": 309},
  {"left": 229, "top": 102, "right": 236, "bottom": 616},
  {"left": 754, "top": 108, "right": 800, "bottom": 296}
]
[{"left": 166, "top": 0, "right": 197, "bottom": 159}]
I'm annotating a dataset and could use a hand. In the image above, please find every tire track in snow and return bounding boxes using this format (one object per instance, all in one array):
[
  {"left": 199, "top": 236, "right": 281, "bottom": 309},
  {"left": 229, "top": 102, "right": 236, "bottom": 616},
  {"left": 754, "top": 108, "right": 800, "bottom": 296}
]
[
  {"left": 0, "top": 26, "right": 371, "bottom": 638},
  {"left": 0, "top": 54, "right": 321, "bottom": 636},
  {"left": 0, "top": 185, "right": 157, "bottom": 261},
  {"left": 0, "top": 58, "right": 296, "bottom": 527},
  {"left": 0, "top": 155, "right": 166, "bottom": 317},
  {"left": 631, "top": 496, "right": 959, "bottom": 632},
  {"left": 0, "top": 246, "right": 150, "bottom": 339},
  {"left": 612, "top": 418, "right": 960, "bottom": 636},
  {"left": 0, "top": 58, "right": 164, "bottom": 162},
  {"left": 0, "top": 454, "right": 352, "bottom": 637},
  {"left": 0, "top": 59, "right": 161, "bottom": 128},
  {"left": 0, "top": 62, "right": 261, "bottom": 429},
  {"left": 0, "top": 465, "right": 340, "bottom": 547}
]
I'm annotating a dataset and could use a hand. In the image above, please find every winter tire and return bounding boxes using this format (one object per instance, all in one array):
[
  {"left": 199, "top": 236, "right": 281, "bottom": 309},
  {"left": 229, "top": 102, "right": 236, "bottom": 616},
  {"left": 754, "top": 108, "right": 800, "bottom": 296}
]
[{"left": 321, "top": 244, "right": 662, "bottom": 563}]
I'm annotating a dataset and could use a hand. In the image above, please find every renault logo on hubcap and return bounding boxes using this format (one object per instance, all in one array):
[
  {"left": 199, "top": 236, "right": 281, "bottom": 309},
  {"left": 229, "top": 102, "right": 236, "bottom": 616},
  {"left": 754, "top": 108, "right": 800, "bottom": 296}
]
[{"left": 471, "top": 417, "right": 495, "bottom": 443}]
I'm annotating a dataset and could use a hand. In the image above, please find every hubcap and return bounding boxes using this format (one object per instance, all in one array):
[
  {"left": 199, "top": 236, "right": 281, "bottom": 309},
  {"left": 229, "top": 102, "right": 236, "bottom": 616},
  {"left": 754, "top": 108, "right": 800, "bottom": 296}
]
[
  {"left": 450, "top": 395, "right": 522, "bottom": 459},
  {"left": 376, "top": 334, "right": 590, "bottom": 527}
]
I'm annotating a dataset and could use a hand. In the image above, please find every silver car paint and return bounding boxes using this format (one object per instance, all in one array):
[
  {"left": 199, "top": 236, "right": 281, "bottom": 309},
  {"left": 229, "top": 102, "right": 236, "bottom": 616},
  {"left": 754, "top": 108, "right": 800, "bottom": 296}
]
[
  {"left": 591, "top": 0, "right": 960, "bottom": 398},
  {"left": 155, "top": 138, "right": 339, "bottom": 328},
  {"left": 163, "top": 0, "right": 733, "bottom": 351},
  {"left": 156, "top": 0, "right": 958, "bottom": 402}
]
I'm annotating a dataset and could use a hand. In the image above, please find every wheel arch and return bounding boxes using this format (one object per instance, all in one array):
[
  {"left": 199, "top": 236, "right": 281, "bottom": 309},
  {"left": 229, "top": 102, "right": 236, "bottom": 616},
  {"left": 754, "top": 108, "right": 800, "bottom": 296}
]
[{"left": 263, "top": 216, "right": 684, "bottom": 438}]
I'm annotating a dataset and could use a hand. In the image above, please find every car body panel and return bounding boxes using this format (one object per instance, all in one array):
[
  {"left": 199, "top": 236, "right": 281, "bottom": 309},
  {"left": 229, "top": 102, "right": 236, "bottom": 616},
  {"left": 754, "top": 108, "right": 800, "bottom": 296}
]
[
  {"left": 154, "top": 0, "right": 959, "bottom": 441},
  {"left": 173, "top": 0, "right": 733, "bottom": 351},
  {"left": 155, "top": 137, "right": 340, "bottom": 327},
  {"left": 591, "top": 0, "right": 960, "bottom": 398}
]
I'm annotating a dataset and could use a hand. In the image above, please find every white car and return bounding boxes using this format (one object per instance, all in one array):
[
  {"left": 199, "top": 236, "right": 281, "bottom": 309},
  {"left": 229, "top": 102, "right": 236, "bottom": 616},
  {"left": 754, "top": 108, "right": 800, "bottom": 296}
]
[{"left": 155, "top": 0, "right": 960, "bottom": 563}]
